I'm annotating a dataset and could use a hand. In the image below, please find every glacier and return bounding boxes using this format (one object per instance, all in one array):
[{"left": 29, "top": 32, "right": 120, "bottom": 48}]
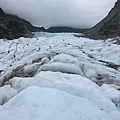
[{"left": 0, "top": 32, "right": 120, "bottom": 120}]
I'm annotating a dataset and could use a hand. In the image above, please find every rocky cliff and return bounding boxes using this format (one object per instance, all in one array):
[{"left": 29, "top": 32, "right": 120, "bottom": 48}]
[
  {"left": 85, "top": 0, "right": 120, "bottom": 39},
  {"left": 6, "top": 14, "right": 45, "bottom": 32},
  {"left": 0, "top": 8, "right": 33, "bottom": 39},
  {"left": 0, "top": 8, "right": 45, "bottom": 40}
]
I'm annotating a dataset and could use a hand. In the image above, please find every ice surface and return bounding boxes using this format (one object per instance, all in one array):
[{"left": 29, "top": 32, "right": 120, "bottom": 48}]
[
  {"left": 0, "top": 86, "right": 119, "bottom": 120},
  {"left": 101, "top": 84, "right": 120, "bottom": 110},
  {"left": 9, "top": 71, "right": 118, "bottom": 113},
  {"left": 0, "top": 32, "right": 120, "bottom": 119},
  {"left": 0, "top": 85, "right": 18, "bottom": 105}
]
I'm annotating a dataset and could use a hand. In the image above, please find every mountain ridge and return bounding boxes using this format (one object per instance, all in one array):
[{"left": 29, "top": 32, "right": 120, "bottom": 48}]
[
  {"left": 6, "top": 14, "right": 45, "bottom": 32},
  {"left": 0, "top": 8, "right": 32, "bottom": 40},
  {"left": 0, "top": 8, "right": 45, "bottom": 40},
  {"left": 85, "top": 0, "right": 120, "bottom": 39},
  {"left": 45, "top": 26, "right": 87, "bottom": 33},
  {"left": 0, "top": 7, "right": 88, "bottom": 40}
]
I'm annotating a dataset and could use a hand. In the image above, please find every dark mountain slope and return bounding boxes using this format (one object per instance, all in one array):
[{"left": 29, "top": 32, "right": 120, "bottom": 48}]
[
  {"left": 0, "top": 8, "right": 33, "bottom": 40},
  {"left": 45, "top": 26, "right": 87, "bottom": 33},
  {"left": 0, "top": 8, "right": 45, "bottom": 40},
  {"left": 6, "top": 14, "right": 45, "bottom": 32},
  {"left": 85, "top": 0, "right": 120, "bottom": 39}
]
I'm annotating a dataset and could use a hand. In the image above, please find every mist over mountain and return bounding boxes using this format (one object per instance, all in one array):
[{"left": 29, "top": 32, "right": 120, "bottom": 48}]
[
  {"left": 0, "top": 0, "right": 116, "bottom": 29},
  {"left": 0, "top": 0, "right": 119, "bottom": 40},
  {"left": 0, "top": 7, "right": 87, "bottom": 40}
]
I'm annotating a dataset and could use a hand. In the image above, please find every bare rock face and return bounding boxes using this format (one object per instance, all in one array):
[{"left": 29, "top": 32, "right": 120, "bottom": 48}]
[
  {"left": 0, "top": 8, "right": 5, "bottom": 18},
  {"left": 85, "top": 0, "right": 120, "bottom": 39},
  {"left": 0, "top": 8, "right": 33, "bottom": 40},
  {"left": 6, "top": 14, "right": 45, "bottom": 32}
]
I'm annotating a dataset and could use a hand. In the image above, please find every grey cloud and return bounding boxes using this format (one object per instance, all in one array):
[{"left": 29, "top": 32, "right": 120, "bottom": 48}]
[{"left": 0, "top": 0, "right": 117, "bottom": 28}]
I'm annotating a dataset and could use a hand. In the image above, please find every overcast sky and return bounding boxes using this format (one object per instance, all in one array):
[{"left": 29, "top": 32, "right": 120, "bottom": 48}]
[{"left": 0, "top": 0, "right": 117, "bottom": 28}]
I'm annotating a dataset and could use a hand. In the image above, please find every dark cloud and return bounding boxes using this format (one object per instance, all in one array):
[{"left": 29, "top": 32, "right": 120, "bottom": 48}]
[{"left": 0, "top": 0, "right": 117, "bottom": 28}]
